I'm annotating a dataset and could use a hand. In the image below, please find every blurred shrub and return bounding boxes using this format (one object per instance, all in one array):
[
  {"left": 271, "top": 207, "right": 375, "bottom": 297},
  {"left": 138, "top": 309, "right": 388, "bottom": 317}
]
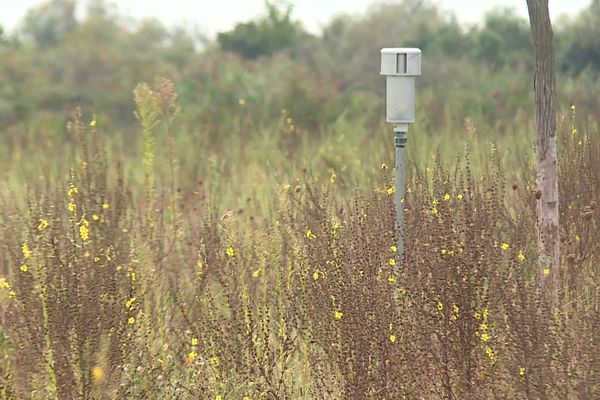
[{"left": 217, "top": 1, "right": 303, "bottom": 59}]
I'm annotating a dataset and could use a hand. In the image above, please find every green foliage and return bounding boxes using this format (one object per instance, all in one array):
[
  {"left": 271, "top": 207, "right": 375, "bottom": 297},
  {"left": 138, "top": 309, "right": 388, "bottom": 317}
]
[
  {"left": 559, "top": 0, "right": 600, "bottom": 75},
  {"left": 475, "top": 8, "right": 532, "bottom": 69},
  {"left": 217, "top": 1, "right": 302, "bottom": 59},
  {"left": 22, "top": 0, "right": 78, "bottom": 46}
]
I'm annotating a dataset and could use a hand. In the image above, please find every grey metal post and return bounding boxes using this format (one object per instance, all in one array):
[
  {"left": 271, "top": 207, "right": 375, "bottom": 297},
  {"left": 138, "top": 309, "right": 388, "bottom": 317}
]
[
  {"left": 394, "top": 125, "right": 407, "bottom": 256},
  {"left": 380, "top": 47, "right": 421, "bottom": 259}
]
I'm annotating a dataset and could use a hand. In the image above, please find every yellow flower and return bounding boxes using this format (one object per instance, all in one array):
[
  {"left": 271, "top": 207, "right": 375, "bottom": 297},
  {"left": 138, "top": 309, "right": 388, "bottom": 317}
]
[
  {"left": 389, "top": 334, "right": 397, "bottom": 343},
  {"left": 8, "top": 291, "right": 16, "bottom": 298},
  {"left": 209, "top": 356, "right": 219, "bottom": 365},
  {"left": 543, "top": 268, "right": 550, "bottom": 276},
  {"left": 125, "top": 297, "right": 137, "bottom": 311},
  {"left": 0, "top": 277, "right": 10, "bottom": 289},
  {"left": 480, "top": 332, "right": 490, "bottom": 342},
  {"left": 68, "top": 200, "right": 77, "bottom": 213},
  {"left": 388, "top": 275, "right": 396, "bottom": 284},
  {"left": 443, "top": 193, "right": 451, "bottom": 201},
  {"left": 79, "top": 219, "right": 90, "bottom": 242},
  {"left": 20, "top": 264, "right": 29, "bottom": 273},
  {"left": 68, "top": 186, "right": 78, "bottom": 197},
  {"left": 306, "top": 228, "right": 316, "bottom": 240},
  {"left": 312, "top": 271, "right": 319, "bottom": 281},
  {"left": 473, "top": 311, "right": 481, "bottom": 320},
  {"left": 90, "top": 119, "right": 97, "bottom": 127},
  {"left": 92, "top": 214, "right": 100, "bottom": 221},
  {"left": 517, "top": 251, "right": 526, "bottom": 262},
  {"left": 187, "top": 351, "right": 197, "bottom": 364},
  {"left": 387, "top": 186, "right": 396, "bottom": 195},
  {"left": 192, "top": 337, "right": 199, "bottom": 346},
  {"left": 501, "top": 243, "right": 510, "bottom": 251},
  {"left": 334, "top": 310, "right": 343, "bottom": 320},
  {"left": 381, "top": 163, "right": 388, "bottom": 170},
  {"left": 243, "top": 396, "right": 251, "bottom": 400},
  {"left": 92, "top": 366, "right": 105, "bottom": 383},
  {"left": 127, "top": 317, "right": 135, "bottom": 325},
  {"left": 37, "top": 219, "right": 49, "bottom": 231},
  {"left": 22, "top": 243, "right": 32, "bottom": 259},
  {"left": 102, "top": 203, "right": 110, "bottom": 209},
  {"left": 215, "top": 396, "right": 222, "bottom": 400},
  {"left": 226, "top": 246, "right": 235, "bottom": 258},
  {"left": 252, "top": 269, "right": 260, "bottom": 278},
  {"left": 451, "top": 304, "right": 460, "bottom": 316},
  {"left": 437, "top": 302, "right": 443, "bottom": 312},
  {"left": 519, "top": 367, "right": 526, "bottom": 377},
  {"left": 390, "top": 245, "right": 397, "bottom": 253},
  {"left": 431, "top": 207, "right": 438, "bottom": 215},
  {"left": 457, "top": 193, "right": 464, "bottom": 200},
  {"left": 485, "top": 346, "right": 497, "bottom": 362},
  {"left": 238, "top": 98, "right": 246, "bottom": 106},
  {"left": 388, "top": 258, "right": 396, "bottom": 266}
]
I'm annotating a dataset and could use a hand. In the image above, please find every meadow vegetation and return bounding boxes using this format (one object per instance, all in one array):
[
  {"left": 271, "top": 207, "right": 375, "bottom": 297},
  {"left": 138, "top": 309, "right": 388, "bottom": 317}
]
[{"left": 0, "top": 1, "right": 599, "bottom": 399}]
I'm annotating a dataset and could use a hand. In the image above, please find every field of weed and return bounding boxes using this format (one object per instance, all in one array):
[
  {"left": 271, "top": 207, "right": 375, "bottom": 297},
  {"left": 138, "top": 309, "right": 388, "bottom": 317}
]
[{"left": 0, "top": 77, "right": 598, "bottom": 399}]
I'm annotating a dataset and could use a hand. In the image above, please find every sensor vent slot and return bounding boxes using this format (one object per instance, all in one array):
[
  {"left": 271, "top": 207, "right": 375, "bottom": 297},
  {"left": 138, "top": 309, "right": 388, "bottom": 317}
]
[{"left": 396, "top": 53, "right": 407, "bottom": 74}]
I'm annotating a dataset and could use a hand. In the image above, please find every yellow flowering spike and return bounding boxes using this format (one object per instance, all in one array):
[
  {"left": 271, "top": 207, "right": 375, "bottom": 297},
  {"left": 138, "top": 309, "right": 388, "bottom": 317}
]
[
  {"left": 457, "top": 193, "right": 464, "bottom": 200},
  {"left": 37, "top": 219, "right": 49, "bottom": 231},
  {"left": 22, "top": 243, "right": 32, "bottom": 259},
  {"left": 8, "top": 291, "right": 16, "bottom": 298},
  {"left": 209, "top": 356, "right": 219, "bottom": 365},
  {"left": 437, "top": 302, "right": 443, "bottom": 312},
  {"left": 68, "top": 186, "right": 78, "bottom": 197},
  {"left": 431, "top": 207, "right": 438, "bottom": 215},
  {"left": 226, "top": 246, "right": 235, "bottom": 258},
  {"left": 92, "top": 366, "right": 105, "bottom": 384},
  {"left": 543, "top": 268, "right": 550, "bottom": 276},
  {"left": 127, "top": 317, "right": 135, "bottom": 325},
  {"left": 517, "top": 251, "right": 526, "bottom": 262},
  {"left": 390, "top": 245, "right": 397, "bottom": 253},
  {"left": 306, "top": 228, "right": 316, "bottom": 240},
  {"left": 519, "top": 367, "right": 526, "bottom": 377},
  {"left": 501, "top": 243, "right": 510, "bottom": 251},
  {"left": 444, "top": 193, "right": 451, "bottom": 201},
  {"left": 191, "top": 337, "right": 199, "bottom": 346},
  {"left": 389, "top": 334, "right": 397, "bottom": 343},
  {"left": 79, "top": 219, "right": 90, "bottom": 242},
  {"left": 20, "top": 264, "right": 29, "bottom": 273},
  {"left": 334, "top": 310, "right": 343, "bottom": 320},
  {"left": 388, "top": 258, "right": 396, "bottom": 266},
  {"left": 387, "top": 186, "right": 396, "bottom": 195},
  {"left": 92, "top": 214, "right": 100, "bottom": 221},
  {"left": 480, "top": 332, "right": 490, "bottom": 342},
  {"left": 102, "top": 203, "right": 110, "bottom": 209},
  {"left": 252, "top": 269, "right": 260, "bottom": 278},
  {"left": 68, "top": 200, "right": 77, "bottom": 213},
  {"left": 388, "top": 275, "right": 396, "bottom": 284}
]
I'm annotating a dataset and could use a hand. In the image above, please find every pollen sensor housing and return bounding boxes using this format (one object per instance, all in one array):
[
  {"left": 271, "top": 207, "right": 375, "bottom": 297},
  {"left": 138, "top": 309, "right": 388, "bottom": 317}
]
[{"left": 380, "top": 48, "right": 422, "bottom": 133}]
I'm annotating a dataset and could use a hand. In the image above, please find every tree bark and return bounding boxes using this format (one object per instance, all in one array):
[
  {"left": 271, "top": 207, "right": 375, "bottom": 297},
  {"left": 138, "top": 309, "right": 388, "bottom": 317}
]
[{"left": 526, "top": 0, "right": 560, "bottom": 289}]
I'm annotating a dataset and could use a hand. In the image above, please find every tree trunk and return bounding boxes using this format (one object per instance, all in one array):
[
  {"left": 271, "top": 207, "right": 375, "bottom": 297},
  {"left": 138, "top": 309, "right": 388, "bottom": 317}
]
[{"left": 526, "top": 0, "right": 560, "bottom": 289}]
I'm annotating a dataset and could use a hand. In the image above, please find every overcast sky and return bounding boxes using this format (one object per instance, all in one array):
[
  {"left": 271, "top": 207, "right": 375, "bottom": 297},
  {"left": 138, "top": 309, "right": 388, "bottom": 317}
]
[{"left": 0, "top": 0, "right": 592, "bottom": 36}]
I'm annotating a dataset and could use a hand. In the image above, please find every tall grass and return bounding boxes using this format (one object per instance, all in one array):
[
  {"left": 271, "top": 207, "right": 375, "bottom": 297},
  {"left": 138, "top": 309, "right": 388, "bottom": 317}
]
[{"left": 0, "top": 80, "right": 598, "bottom": 399}]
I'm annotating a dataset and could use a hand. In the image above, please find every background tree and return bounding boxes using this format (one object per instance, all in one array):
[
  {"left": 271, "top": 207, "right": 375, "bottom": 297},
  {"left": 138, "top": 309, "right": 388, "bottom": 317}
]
[{"left": 526, "top": 0, "right": 559, "bottom": 288}]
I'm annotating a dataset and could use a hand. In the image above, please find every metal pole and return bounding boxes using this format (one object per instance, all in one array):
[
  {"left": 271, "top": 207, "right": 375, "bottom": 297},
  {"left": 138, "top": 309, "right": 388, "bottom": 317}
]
[{"left": 394, "top": 124, "right": 408, "bottom": 257}]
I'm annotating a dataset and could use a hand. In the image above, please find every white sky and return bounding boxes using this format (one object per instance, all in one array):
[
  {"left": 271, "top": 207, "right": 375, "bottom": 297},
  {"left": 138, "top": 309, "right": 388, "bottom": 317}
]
[{"left": 0, "top": 0, "right": 592, "bottom": 36}]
